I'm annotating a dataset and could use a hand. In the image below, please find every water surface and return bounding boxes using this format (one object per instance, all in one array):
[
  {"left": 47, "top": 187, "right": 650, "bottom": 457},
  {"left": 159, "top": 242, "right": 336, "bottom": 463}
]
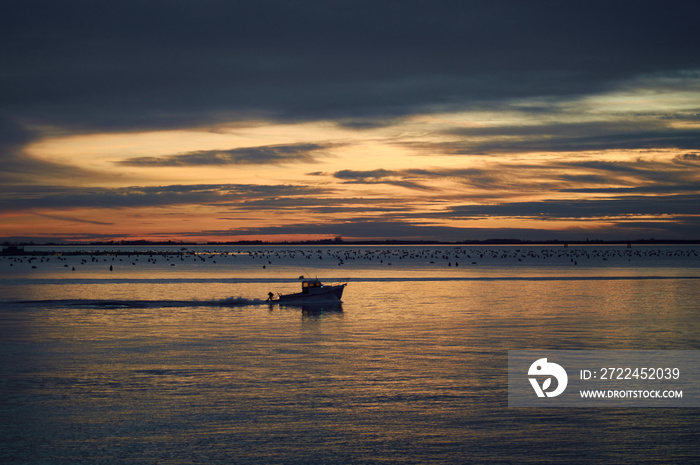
[{"left": 2, "top": 246, "right": 699, "bottom": 463}]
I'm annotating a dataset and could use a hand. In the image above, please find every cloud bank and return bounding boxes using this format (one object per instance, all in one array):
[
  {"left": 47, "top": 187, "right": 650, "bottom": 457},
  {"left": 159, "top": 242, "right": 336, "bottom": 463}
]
[{"left": 119, "top": 143, "right": 331, "bottom": 167}]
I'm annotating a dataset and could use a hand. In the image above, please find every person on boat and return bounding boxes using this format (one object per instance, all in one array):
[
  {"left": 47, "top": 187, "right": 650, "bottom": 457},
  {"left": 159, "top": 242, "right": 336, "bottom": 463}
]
[{"left": 266, "top": 292, "right": 274, "bottom": 302}]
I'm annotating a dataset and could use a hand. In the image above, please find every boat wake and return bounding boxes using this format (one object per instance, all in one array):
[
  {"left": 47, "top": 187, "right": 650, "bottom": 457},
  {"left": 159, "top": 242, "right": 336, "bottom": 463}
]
[{"left": 14, "top": 297, "right": 269, "bottom": 309}]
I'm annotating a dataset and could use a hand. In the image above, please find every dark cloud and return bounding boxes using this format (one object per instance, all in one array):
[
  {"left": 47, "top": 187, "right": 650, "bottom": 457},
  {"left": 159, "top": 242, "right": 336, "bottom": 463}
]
[
  {"left": 334, "top": 169, "right": 400, "bottom": 180},
  {"left": 660, "top": 113, "right": 700, "bottom": 121},
  {"left": 428, "top": 121, "right": 700, "bottom": 155},
  {"left": 557, "top": 174, "right": 614, "bottom": 185},
  {"left": 557, "top": 159, "right": 700, "bottom": 188},
  {"left": 33, "top": 213, "right": 114, "bottom": 226},
  {"left": 3, "top": 0, "right": 700, "bottom": 137},
  {"left": 224, "top": 196, "right": 413, "bottom": 215},
  {"left": 333, "top": 169, "right": 434, "bottom": 191},
  {"left": 335, "top": 118, "right": 403, "bottom": 130},
  {"left": 329, "top": 159, "right": 700, "bottom": 195},
  {"left": 195, "top": 216, "right": 700, "bottom": 242},
  {"left": 445, "top": 195, "right": 700, "bottom": 219},
  {"left": 560, "top": 185, "right": 700, "bottom": 194},
  {"left": 611, "top": 217, "right": 700, "bottom": 239},
  {"left": 118, "top": 143, "right": 330, "bottom": 167},
  {"left": 0, "top": 184, "right": 332, "bottom": 213},
  {"left": 332, "top": 167, "right": 500, "bottom": 191}
]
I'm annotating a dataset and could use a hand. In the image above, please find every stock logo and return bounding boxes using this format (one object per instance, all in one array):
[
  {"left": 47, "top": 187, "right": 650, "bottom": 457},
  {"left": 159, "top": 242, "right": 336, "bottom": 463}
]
[{"left": 528, "top": 358, "right": 568, "bottom": 397}]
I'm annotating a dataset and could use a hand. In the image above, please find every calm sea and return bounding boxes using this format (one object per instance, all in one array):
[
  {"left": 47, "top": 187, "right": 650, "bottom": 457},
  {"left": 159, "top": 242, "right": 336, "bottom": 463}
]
[{"left": 1, "top": 245, "right": 699, "bottom": 464}]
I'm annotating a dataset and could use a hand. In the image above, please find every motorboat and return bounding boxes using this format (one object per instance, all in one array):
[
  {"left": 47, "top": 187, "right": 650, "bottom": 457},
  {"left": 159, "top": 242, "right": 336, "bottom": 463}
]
[{"left": 268, "top": 277, "right": 346, "bottom": 304}]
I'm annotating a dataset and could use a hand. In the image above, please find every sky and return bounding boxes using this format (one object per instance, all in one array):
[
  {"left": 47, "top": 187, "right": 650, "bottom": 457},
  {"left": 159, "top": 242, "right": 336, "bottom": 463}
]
[{"left": 2, "top": 0, "right": 700, "bottom": 243}]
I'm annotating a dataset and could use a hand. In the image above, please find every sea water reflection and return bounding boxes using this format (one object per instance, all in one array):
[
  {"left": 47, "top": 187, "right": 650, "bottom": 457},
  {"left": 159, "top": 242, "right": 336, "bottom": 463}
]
[{"left": 1, "top": 246, "right": 699, "bottom": 463}]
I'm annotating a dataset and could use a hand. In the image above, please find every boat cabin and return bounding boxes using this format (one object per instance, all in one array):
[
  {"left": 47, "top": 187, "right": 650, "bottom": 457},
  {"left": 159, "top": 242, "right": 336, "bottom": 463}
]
[{"left": 301, "top": 279, "right": 323, "bottom": 294}]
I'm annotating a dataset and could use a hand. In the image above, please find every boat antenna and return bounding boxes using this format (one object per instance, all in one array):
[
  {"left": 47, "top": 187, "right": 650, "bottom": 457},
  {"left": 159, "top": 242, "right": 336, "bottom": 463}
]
[{"left": 292, "top": 254, "right": 311, "bottom": 279}]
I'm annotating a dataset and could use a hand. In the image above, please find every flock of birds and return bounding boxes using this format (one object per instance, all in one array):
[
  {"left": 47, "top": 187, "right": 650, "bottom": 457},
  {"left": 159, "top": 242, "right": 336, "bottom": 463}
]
[
  {"left": 237, "top": 247, "right": 699, "bottom": 267},
  {"left": 1, "top": 246, "right": 697, "bottom": 271}
]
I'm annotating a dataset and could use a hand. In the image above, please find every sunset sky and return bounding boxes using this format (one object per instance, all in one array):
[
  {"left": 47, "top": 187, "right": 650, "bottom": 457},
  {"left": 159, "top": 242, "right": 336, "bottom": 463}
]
[{"left": 2, "top": 1, "right": 699, "bottom": 243}]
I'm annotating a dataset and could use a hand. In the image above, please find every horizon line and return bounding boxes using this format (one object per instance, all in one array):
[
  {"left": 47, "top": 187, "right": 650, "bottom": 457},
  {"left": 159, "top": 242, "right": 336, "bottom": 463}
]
[{"left": 4, "top": 238, "right": 700, "bottom": 248}]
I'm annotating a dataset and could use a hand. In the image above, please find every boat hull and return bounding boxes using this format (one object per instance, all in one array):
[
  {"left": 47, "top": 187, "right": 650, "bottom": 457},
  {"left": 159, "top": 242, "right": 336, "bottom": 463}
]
[{"left": 275, "top": 283, "right": 346, "bottom": 303}]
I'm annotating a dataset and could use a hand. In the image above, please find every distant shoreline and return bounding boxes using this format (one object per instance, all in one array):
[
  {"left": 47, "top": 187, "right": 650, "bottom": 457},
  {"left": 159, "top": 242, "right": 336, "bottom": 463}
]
[{"left": 3, "top": 238, "right": 700, "bottom": 249}]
